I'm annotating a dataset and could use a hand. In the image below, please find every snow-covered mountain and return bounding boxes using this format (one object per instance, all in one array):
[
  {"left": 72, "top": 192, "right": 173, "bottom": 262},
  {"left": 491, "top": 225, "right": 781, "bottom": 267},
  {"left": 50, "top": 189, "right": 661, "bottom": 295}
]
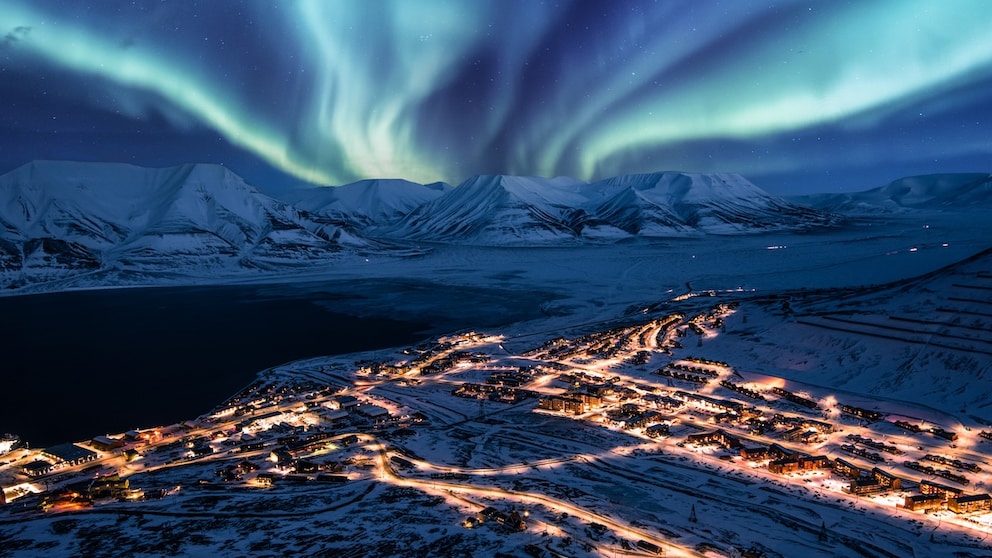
[
  {"left": 381, "top": 174, "right": 597, "bottom": 244},
  {"left": 793, "top": 173, "right": 992, "bottom": 214},
  {"left": 587, "top": 172, "right": 835, "bottom": 236},
  {"left": 382, "top": 171, "right": 837, "bottom": 244},
  {"left": 0, "top": 161, "right": 372, "bottom": 287},
  {"left": 280, "top": 178, "right": 449, "bottom": 232},
  {"left": 12, "top": 160, "right": 990, "bottom": 293}
]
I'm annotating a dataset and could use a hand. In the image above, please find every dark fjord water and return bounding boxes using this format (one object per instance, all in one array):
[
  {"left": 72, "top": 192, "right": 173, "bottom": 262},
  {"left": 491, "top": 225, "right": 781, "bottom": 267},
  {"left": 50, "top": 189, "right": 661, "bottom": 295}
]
[
  {"left": 1, "top": 278, "right": 556, "bottom": 447},
  {"left": 0, "top": 282, "right": 462, "bottom": 447}
]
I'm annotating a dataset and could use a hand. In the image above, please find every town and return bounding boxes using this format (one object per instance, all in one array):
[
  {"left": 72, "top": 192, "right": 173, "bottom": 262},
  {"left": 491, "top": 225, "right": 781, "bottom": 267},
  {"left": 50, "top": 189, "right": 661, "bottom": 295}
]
[{"left": 2, "top": 290, "right": 992, "bottom": 557}]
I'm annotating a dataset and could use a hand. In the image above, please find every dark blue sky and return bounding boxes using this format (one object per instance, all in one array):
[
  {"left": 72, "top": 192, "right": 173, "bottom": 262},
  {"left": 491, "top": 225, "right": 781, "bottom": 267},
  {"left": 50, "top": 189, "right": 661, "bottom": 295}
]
[{"left": 1, "top": 0, "right": 990, "bottom": 194}]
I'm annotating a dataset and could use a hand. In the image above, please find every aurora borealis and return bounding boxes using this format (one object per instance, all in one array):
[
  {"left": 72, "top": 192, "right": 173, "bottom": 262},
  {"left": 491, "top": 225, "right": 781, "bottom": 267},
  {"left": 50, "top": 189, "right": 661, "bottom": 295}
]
[{"left": 1, "top": 0, "right": 991, "bottom": 193}]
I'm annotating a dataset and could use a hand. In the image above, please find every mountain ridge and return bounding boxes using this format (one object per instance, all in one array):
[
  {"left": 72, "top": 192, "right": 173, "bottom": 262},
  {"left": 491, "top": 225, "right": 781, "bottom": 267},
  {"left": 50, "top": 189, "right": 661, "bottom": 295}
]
[
  {"left": 791, "top": 172, "right": 992, "bottom": 214},
  {"left": 1, "top": 160, "right": 988, "bottom": 291}
]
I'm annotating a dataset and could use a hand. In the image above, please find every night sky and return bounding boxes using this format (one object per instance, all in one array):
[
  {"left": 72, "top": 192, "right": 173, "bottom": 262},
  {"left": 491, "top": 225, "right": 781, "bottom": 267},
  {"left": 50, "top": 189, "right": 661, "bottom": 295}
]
[{"left": 1, "top": 0, "right": 991, "bottom": 195}]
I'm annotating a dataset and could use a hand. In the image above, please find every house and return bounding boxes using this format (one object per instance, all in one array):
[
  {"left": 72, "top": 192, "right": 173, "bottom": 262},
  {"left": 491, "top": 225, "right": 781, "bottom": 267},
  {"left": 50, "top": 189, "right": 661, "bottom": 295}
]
[
  {"left": 337, "top": 395, "right": 360, "bottom": 409},
  {"left": 833, "top": 458, "right": 863, "bottom": 480},
  {"left": 768, "top": 458, "right": 801, "bottom": 474},
  {"left": 475, "top": 506, "right": 525, "bottom": 532},
  {"left": 576, "top": 392, "right": 603, "bottom": 407},
  {"left": 90, "top": 436, "right": 125, "bottom": 452},
  {"left": 687, "top": 430, "right": 743, "bottom": 450},
  {"left": 920, "top": 480, "right": 963, "bottom": 499},
  {"left": 646, "top": 424, "right": 671, "bottom": 438},
  {"left": 803, "top": 419, "right": 834, "bottom": 434},
  {"left": 652, "top": 396, "right": 685, "bottom": 411},
  {"left": 871, "top": 467, "right": 902, "bottom": 490},
  {"left": 780, "top": 427, "right": 807, "bottom": 442},
  {"left": 538, "top": 396, "right": 584, "bottom": 415},
  {"left": 767, "top": 443, "right": 795, "bottom": 460},
  {"left": 930, "top": 427, "right": 958, "bottom": 441},
  {"left": 676, "top": 391, "right": 745, "bottom": 414},
  {"left": 88, "top": 474, "right": 129, "bottom": 499},
  {"left": 801, "top": 456, "right": 832, "bottom": 470},
  {"left": 189, "top": 445, "right": 213, "bottom": 458},
  {"left": 42, "top": 443, "right": 98, "bottom": 467},
  {"left": 355, "top": 405, "right": 391, "bottom": 422},
  {"left": 23, "top": 460, "right": 54, "bottom": 477},
  {"left": 903, "top": 494, "right": 945, "bottom": 512},
  {"left": 768, "top": 455, "right": 830, "bottom": 475},
  {"left": 740, "top": 446, "right": 771, "bottom": 461},
  {"left": 239, "top": 441, "right": 266, "bottom": 453},
  {"left": 846, "top": 479, "right": 885, "bottom": 495},
  {"left": 269, "top": 449, "right": 294, "bottom": 467},
  {"left": 623, "top": 411, "right": 661, "bottom": 430},
  {"left": 948, "top": 494, "right": 992, "bottom": 514},
  {"left": 294, "top": 460, "right": 320, "bottom": 474},
  {"left": 841, "top": 405, "right": 884, "bottom": 422},
  {"left": 255, "top": 472, "right": 277, "bottom": 486}
]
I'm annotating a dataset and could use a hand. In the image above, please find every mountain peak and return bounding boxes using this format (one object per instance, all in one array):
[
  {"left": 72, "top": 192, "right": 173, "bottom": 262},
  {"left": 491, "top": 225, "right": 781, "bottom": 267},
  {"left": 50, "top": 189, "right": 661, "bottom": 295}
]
[{"left": 793, "top": 172, "right": 992, "bottom": 213}]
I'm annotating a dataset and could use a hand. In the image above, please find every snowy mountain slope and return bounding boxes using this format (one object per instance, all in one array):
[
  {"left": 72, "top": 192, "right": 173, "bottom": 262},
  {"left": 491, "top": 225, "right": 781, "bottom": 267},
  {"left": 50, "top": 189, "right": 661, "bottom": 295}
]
[
  {"left": 0, "top": 161, "right": 371, "bottom": 284},
  {"left": 793, "top": 173, "right": 992, "bottom": 214},
  {"left": 380, "top": 171, "right": 836, "bottom": 245},
  {"left": 381, "top": 174, "right": 595, "bottom": 244},
  {"left": 588, "top": 171, "right": 836, "bottom": 236},
  {"left": 7, "top": 160, "right": 987, "bottom": 293},
  {"left": 280, "top": 178, "right": 449, "bottom": 231}
]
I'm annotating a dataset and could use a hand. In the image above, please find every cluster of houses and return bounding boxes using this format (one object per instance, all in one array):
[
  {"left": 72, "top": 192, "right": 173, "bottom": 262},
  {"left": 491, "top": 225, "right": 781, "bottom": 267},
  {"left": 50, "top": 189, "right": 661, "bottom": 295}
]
[
  {"left": 538, "top": 393, "right": 601, "bottom": 415},
  {"left": 903, "top": 482, "right": 992, "bottom": 514},
  {"left": 687, "top": 429, "right": 832, "bottom": 475},
  {"left": 524, "top": 313, "right": 682, "bottom": 364},
  {"left": 452, "top": 366, "right": 542, "bottom": 404},
  {"left": 537, "top": 373, "right": 636, "bottom": 415},
  {"left": 845, "top": 434, "right": 901, "bottom": 455},
  {"left": 893, "top": 420, "right": 959, "bottom": 442},
  {"left": 32, "top": 471, "right": 145, "bottom": 512},
  {"left": 464, "top": 506, "right": 526, "bottom": 532},
  {"left": 840, "top": 405, "right": 885, "bottom": 422},
  {"left": 924, "top": 454, "right": 982, "bottom": 472},
  {"left": 831, "top": 459, "right": 904, "bottom": 495},
  {"left": 453, "top": 382, "right": 535, "bottom": 404},
  {"left": 605, "top": 404, "right": 664, "bottom": 430},
  {"left": 770, "top": 387, "right": 819, "bottom": 410},
  {"left": 903, "top": 460, "right": 970, "bottom": 485},
  {"left": 720, "top": 380, "right": 765, "bottom": 401},
  {"left": 684, "top": 429, "right": 992, "bottom": 517}
]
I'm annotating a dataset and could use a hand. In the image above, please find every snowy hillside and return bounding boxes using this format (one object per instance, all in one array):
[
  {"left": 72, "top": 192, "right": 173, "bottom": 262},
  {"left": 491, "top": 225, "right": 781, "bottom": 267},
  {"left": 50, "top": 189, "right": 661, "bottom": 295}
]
[
  {"left": 588, "top": 172, "right": 836, "bottom": 236},
  {"left": 381, "top": 171, "right": 835, "bottom": 245},
  {"left": 0, "top": 161, "right": 372, "bottom": 288},
  {"left": 701, "top": 246, "right": 992, "bottom": 422},
  {"left": 794, "top": 173, "right": 992, "bottom": 214},
  {"left": 280, "top": 178, "right": 449, "bottom": 232},
  {"left": 382, "top": 174, "right": 596, "bottom": 244}
]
